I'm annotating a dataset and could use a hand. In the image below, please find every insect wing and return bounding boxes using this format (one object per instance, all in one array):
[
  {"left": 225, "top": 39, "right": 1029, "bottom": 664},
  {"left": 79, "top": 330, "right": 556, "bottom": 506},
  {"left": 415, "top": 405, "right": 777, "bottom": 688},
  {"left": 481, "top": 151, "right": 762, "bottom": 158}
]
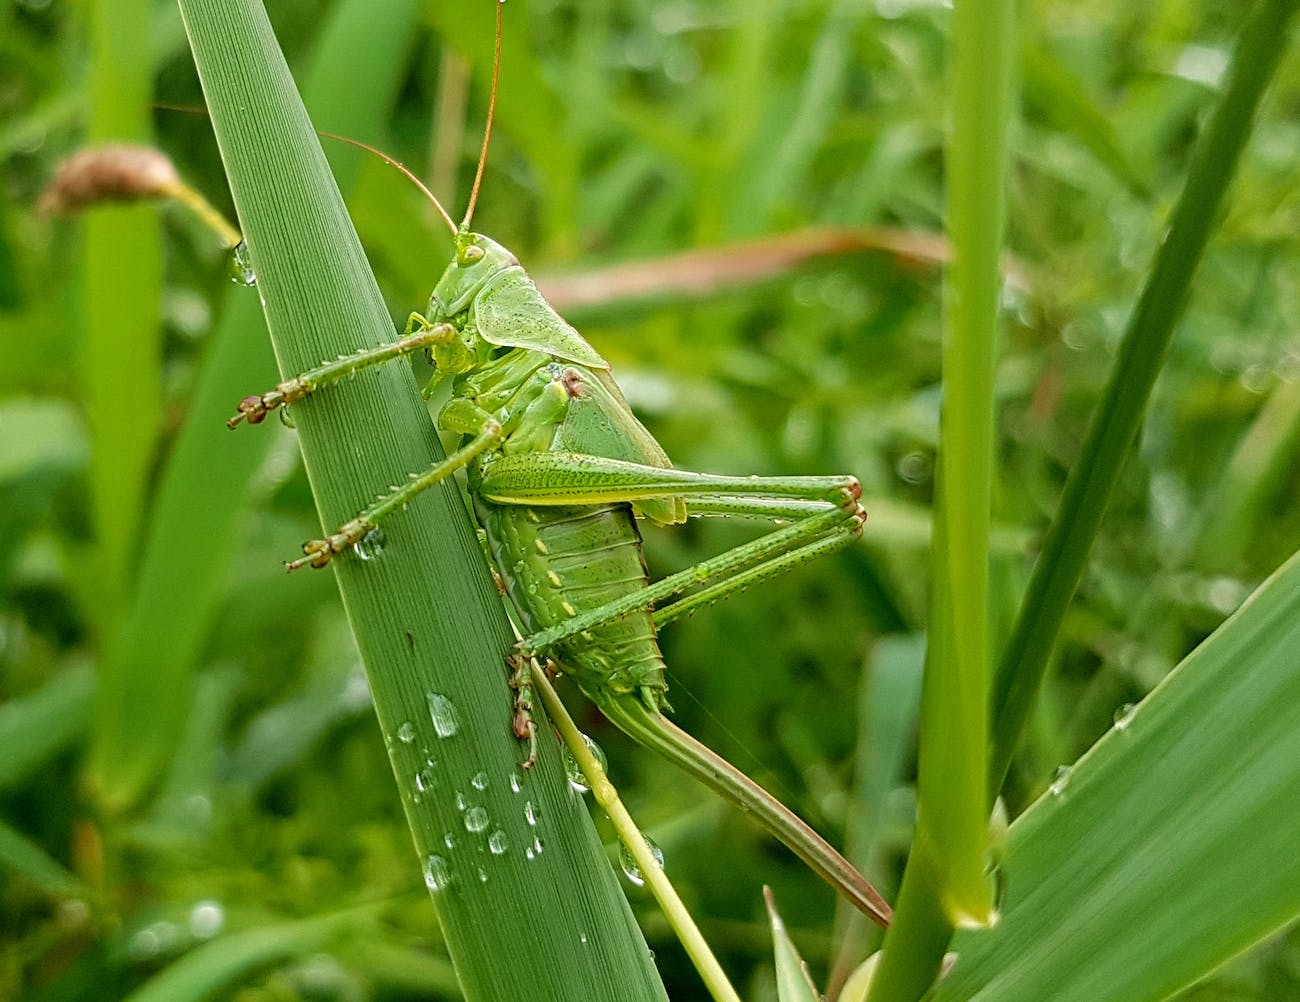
[
  {"left": 474, "top": 267, "right": 610, "bottom": 370},
  {"left": 552, "top": 367, "right": 687, "bottom": 526}
]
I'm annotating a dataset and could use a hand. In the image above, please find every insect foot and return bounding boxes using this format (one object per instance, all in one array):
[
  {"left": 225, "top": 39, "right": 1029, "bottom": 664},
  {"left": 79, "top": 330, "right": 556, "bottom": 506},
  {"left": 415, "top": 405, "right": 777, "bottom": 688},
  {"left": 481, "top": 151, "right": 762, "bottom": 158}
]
[
  {"left": 506, "top": 652, "right": 540, "bottom": 769},
  {"left": 285, "top": 517, "right": 377, "bottom": 572},
  {"left": 227, "top": 377, "right": 308, "bottom": 428}
]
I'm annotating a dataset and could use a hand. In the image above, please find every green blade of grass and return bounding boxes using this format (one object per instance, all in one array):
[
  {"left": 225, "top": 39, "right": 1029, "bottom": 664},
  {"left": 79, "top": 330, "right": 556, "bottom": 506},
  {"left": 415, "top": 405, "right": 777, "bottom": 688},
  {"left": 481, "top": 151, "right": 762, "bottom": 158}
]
[
  {"left": 935, "top": 549, "right": 1300, "bottom": 1001},
  {"left": 82, "top": 0, "right": 161, "bottom": 621},
  {"left": 173, "top": 1, "right": 667, "bottom": 997},
  {"left": 0, "top": 817, "right": 91, "bottom": 898},
  {"left": 124, "top": 904, "right": 386, "bottom": 1002},
  {"left": 0, "top": 664, "right": 93, "bottom": 790},
  {"left": 989, "top": 0, "right": 1299, "bottom": 789}
]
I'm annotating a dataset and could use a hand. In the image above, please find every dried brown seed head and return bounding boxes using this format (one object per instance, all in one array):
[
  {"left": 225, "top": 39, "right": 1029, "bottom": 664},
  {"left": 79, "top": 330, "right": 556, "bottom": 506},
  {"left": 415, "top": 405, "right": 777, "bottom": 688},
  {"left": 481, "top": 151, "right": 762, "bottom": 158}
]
[{"left": 39, "top": 145, "right": 181, "bottom": 214}]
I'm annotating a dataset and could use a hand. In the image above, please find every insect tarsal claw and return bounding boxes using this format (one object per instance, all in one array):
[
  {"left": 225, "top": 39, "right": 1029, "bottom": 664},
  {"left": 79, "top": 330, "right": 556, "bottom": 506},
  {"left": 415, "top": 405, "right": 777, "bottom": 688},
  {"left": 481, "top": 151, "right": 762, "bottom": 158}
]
[{"left": 228, "top": 394, "right": 267, "bottom": 428}]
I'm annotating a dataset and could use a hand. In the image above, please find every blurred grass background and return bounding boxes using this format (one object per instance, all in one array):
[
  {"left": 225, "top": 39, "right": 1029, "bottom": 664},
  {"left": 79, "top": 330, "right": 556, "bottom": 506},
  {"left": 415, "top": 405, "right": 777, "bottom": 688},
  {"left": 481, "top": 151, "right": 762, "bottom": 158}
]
[{"left": 1, "top": 0, "right": 1297, "bottom": 998}]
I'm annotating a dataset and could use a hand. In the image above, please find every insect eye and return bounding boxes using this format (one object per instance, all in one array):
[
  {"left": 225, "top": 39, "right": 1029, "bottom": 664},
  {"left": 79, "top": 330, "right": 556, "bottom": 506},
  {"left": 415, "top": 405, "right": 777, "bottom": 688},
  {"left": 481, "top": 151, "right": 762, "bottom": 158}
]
[{"left": 460, "top": 245, "right": 485, "bottom": 265}]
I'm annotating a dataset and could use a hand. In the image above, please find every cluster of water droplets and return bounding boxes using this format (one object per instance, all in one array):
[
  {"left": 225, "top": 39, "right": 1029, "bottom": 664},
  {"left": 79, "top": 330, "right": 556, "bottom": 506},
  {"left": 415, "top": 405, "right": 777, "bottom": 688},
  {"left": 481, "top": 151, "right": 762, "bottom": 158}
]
[
  {"left": 397, "top": 701, "right": 554, "bottom": 895},
  {"left": 127, "top": 900, "right": 226, "bottom": 963}
]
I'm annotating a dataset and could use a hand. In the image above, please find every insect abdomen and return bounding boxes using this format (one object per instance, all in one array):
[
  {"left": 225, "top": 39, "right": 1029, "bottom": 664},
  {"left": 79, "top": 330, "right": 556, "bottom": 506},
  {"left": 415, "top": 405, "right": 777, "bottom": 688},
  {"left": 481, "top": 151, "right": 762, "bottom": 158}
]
[{"left": 475, "top": 498, "right": 668, "bottom": 710}]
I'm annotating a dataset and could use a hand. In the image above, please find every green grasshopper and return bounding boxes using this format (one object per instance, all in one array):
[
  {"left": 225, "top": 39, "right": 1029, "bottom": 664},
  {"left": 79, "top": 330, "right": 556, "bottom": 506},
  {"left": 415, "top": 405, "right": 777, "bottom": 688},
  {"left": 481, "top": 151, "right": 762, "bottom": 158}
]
[{"left": 229, "top": 17, "right": 891, "bottom": 929}]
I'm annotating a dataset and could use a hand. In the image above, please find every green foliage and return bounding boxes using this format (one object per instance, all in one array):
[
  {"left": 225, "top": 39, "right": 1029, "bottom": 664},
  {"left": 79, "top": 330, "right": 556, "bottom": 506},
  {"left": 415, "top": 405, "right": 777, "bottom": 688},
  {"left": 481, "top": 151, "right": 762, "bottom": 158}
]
[{"left": 1, "top": 0, "right": 1297, "bottom": 999}]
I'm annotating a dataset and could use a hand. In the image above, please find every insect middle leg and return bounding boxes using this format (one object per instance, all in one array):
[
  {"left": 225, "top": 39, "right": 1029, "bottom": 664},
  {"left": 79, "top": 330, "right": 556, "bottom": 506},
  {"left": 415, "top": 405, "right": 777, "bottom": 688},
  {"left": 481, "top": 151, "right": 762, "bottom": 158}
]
[{"left": 285, "top": 402, "right": 504, "bottom": 570}]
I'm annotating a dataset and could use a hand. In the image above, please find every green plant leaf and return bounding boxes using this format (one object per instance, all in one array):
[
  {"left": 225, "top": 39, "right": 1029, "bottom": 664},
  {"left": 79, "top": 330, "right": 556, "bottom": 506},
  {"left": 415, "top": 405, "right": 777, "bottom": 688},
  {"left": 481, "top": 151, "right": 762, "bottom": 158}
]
[
  {"left": 0, "top": 665, "right": 93, "bottom": 790},
  {"left": 0, "top": 817, "right": 88, "bottom": 897},
  {"left": 766, "top": 887, "right": 821, "bottom": 1002},
  {"left": 171, "top": 0, "right": 668, "bottom": 997},
  {"left": 935, "top": 549, "right": 1300, "bottom": 1001}
]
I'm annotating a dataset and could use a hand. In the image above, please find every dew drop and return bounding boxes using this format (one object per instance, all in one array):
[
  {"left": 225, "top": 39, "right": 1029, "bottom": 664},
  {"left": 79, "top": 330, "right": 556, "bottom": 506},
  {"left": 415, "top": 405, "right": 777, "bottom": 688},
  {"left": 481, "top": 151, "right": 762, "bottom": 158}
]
[
  {"left": 488, "top": 830, "right": 509, "bottom": 855},
  {"left": 509, "top": 772, "right": 522, "bottom": 793},
  {"left": 524, "top": 801, "right": 539, "bottom": 827},
  {"left": 422, "top": 854, "right": 450, "bottom": 892},
  {"left": 415, "top": 765, "right": 436, "bottom": 793},
  {"left": 464, "top": 805, "right": 489, "bottom": 833},
  {"left": 1049, "top": 765, "right": 1072, "bottom": 796},
  {"left": 471, "top": 771, "right": 489, "bottom": 791},
  {"left": 1113, "top": 702, "right": 1137, "bottom": 730},
  {"left": 896, "top": 450, "right": 932, "bottom": 484},
  {"left": 619, "top": 833, "right": 665, "bottom": 887},
  {"left": 352, "top": 526, "right": 386, "bottom": 561},
  {"left": 188, "top": 900, "right": 224, "bottom": 939},
  {"left": 228, "top": 240, "right": 256, "bottom": 285},
  {"left": 478, "top": 867, "right": 489, "bottom": 883},
  {"left": 428, "top": 693, "right": 461, "bottom": 737},
  {"left": 443, "top": 831, "right": 456, "bottom": 850},
  {"left": 563, "top": 733, "right": 608, "bottom": 793},
  {"left": 396, "top": 721, "right": 416, "bottom": 744}
]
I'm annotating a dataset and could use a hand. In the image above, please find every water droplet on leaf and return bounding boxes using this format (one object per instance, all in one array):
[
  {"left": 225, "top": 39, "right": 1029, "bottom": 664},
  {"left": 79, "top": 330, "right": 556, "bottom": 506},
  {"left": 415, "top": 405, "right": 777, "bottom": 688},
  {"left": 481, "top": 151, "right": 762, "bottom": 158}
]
[
  {"left": 396, "top": 721, "right": 416, "bottom": 743},
  {"left": 228, "top": 240, "right": 256, "bottom": 285},
  {"left": 488, "top": 830, "right": 508, "bottom": 855},
  {"left": 1049, "top": 765, "right": 1071, "bottom": 796},
  {"left": 428, "top": 693, "right": 460, "bottom": 737},
  {"left": 1113, "top": 702, "right": 1137, "bottom": 730},
  {"left": 188, "top": 900, "right": 224, "bottom": 939},
  {"left": 422, "top": 854, "right": 450, "bottom": 892},
  {"left": 464, "top": 805, "right": 489, "bottom": 833},
  {"left": 352, "top": 526, "right": 386, "bottom": 561}
]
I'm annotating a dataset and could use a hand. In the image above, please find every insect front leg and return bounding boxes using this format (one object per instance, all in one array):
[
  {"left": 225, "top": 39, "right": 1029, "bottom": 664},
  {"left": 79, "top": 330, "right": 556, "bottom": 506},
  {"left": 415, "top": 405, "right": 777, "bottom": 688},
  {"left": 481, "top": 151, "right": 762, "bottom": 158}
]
[{"left": 227, "top": 317, "right": 459, "bottom": 427}]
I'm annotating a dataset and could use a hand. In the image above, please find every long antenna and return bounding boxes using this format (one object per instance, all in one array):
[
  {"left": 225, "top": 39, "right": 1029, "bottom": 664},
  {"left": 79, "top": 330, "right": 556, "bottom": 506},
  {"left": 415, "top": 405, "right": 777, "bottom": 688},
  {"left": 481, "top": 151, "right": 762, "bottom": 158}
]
[
  {"left": 317, "top": 129, "right": 458, "bottom": 237},
  {"left": 460, "top": 0, "right": 503, "bottom": 231}
]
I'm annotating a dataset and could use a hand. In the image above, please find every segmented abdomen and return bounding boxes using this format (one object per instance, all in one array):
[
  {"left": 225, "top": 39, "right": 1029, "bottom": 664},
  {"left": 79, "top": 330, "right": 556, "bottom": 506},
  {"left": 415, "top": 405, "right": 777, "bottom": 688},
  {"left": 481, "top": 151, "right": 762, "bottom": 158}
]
[{"left": 475, "top": 498, "right": 668, "bottom": 709}]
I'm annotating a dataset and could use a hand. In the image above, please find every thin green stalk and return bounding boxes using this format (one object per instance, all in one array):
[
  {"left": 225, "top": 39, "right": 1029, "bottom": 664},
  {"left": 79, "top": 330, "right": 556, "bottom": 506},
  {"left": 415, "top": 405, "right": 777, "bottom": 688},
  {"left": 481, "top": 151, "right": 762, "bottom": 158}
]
[
  {"left": 868, "top": 0, "right": 1015, "bottom": 993},
  {"left": 531, "top": 665, "right": 742, "bottom": 1002},
  {"left": 83, "top": 0, "right": 161, "bottom": 622},
  {"left": 989, "top": 0, "right": 1300, "bottom": 791},
  {"left": 174, "top": 1, "right": 667, "bottom": 997}
]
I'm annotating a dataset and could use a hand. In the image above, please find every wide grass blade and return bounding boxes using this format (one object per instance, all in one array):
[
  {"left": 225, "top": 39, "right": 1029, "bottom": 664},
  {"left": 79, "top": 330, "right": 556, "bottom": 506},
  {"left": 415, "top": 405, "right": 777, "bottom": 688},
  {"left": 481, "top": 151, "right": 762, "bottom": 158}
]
[
  {"left": 174, "top": 0, "right": 667, "bottom": 997},
  {"left": 90, "top": 0, "right": 422, "bottom": 815},
  {"left": 935, "top": 550, "right": 1300, "bottom": 1001}
]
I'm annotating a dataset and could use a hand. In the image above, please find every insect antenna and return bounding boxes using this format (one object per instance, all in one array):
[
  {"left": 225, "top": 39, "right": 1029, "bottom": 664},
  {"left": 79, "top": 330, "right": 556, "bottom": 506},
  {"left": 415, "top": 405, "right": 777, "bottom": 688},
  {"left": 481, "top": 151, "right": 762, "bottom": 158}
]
[
  {"left": 460, "top": 0, "right": 504, "bottom": 232},
  {"left": 316, "top": 130, "right": 458, "bottom": 237}
]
